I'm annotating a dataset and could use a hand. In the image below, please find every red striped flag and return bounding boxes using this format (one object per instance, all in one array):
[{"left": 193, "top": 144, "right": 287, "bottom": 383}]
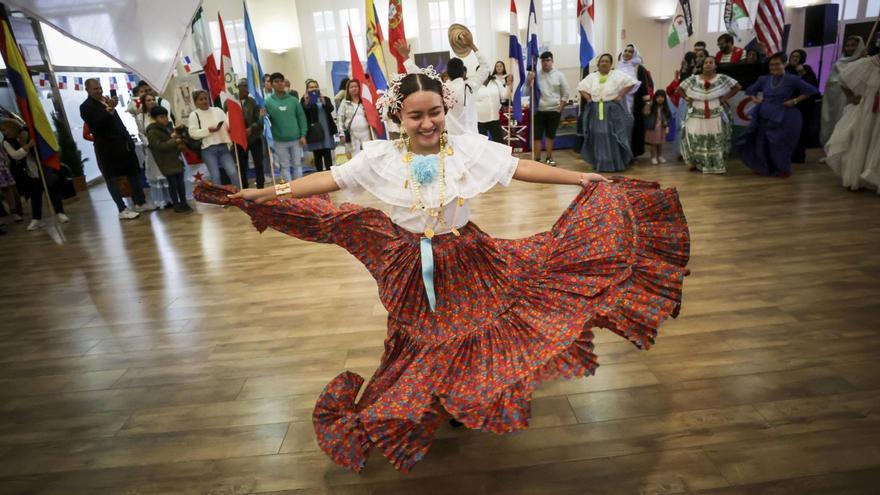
[
  {"left": 218, "top": 13, "right": 248, "bottom": 151},
  {"left": 755, "top": 0, "right": 785, "bottom": 56},
  {"left": 347, "top": 24, "right": 382, "bottom": 133}
]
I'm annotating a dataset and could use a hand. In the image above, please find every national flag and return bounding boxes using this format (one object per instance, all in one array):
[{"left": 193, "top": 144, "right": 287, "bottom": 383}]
[
  {"left": 348, "top": 25, "right": 382, "bottom": 133},
  {"left": 57, "top": 75, "right": 67, "bottom": 89},
  {"left": 724, "top": 0, "right": 750, "bottom": 41},
  {"left": 678, "top": 0, "right": 694, "bottom": 37},
  {"left": 667, "top": 14, "right": 689, "bottom": 48},
  {"left": 109, "top": 76, "right": 118, "bottom": 90},
  {"left": 508, "top": 0, "right": 525, "bottom": 121},
  {"left": 527, "top": 0, "right": 540, "bottom": 104},
  {"left": 366, "top": 0, "right": 388, "bottom": 91},
  {"left": 218, "top": 13, "right": 248, "bottom": 151},
  {"left": 37, "top": 72, "right": 48, "bottom": 87},
  {"left": 243, "top": 1, "right": 265, "bottom": 108},
  {"left": 755, "top": 0, "right": 785, "bottom": 55},
  {"left": 388, "top": 0, "right": 407, "bottom": 73},
  {"left": 126, "top": 74, "right": 138, "bottom": 90},
  {"left": 372, "top": 2, "right": 385, "bottom": 44},
  {"left": 182, "top": 55, "right": 193, "bottom": 73},
  {"left": 192, "top": 7, "right": 223, "bottom": 102},
  {"left": 0, "top": 10, "right": 61, "bottom": 170},
  {"left": 74, "top": 77, "right": 84, "bottom": 91},
  {"left": 578, "top": 0, "right": 595, "bottom": 69}
]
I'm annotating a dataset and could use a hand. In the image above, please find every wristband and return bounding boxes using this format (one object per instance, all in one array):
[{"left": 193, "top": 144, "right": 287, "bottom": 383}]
[{"left": 274, "top": 181, "right": 292, "bottom": 199}]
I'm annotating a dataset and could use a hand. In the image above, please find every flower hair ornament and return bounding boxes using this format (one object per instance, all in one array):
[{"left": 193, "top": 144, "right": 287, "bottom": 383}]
[{"left": 377, "top": 66, "right": 458, "bottom": 122}]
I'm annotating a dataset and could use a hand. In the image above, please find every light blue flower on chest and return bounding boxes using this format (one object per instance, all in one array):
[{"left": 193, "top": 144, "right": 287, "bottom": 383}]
[{"left": 411, "top": 154, "right": 439, "bottom": 185}]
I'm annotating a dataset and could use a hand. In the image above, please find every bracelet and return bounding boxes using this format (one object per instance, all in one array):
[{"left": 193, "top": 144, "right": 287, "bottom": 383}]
[{"left": 274, "top": 181, "right": 292, "bottom": 199}]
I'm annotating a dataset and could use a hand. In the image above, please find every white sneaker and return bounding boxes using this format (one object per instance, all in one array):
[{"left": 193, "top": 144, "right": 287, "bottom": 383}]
[
  {"left": 651, "top": 158, "right": 659, "bottom": 165},
  {"left": 26, "top": 219, "right": 43, "bottom": 231},
  {"left": 658, "top": 156, "right": 667, "bottom": 164},
  {"left": 119, "top": 209, "right": 140, "bottom": 220},
  {"left": 134, "top": 203, "right": 158, "bottom": 212},
  {"left": 56, "top": 213, "right": 70, "bottom": 224}
]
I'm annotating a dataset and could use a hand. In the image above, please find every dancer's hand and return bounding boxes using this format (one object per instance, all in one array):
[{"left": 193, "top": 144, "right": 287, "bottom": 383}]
[
  {"left": 228, "top": 187, "right": 275, "bottom": 204},
  {"left": 579, "top": 173, "right": 612, "bottom": 186}
]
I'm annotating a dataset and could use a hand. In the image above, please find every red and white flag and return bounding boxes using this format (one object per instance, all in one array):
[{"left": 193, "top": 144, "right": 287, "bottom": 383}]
[
  {"left": 755, "top": 0, "right": 785, "bottom": 56},
  {"left": 388, "top": 0, "right": 407, "bottom": 73},
  {"left": 218, "top": 13, "right": 248, "bottom": 151},
  {"left": 347, "top": 24, "right": 382, "bottom": 133}
]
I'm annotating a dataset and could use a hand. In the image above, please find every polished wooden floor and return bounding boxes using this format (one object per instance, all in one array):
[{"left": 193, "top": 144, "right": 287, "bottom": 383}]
[{"left": 1, "top": 150, "right": 879, "bottom": 495}]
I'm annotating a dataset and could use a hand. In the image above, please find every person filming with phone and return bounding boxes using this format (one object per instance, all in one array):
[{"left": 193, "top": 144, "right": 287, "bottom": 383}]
[
  {"left": 187, "top": 89, "right": 240, "bottom": 189},
  {"left": 80, "top": 77, "right": 155, "bottom": 220}
]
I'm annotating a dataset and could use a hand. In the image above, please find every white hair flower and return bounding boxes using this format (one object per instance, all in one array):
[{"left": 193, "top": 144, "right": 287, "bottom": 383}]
[{"left": 377, "top": 66, "right": 457, "bottom": 121}]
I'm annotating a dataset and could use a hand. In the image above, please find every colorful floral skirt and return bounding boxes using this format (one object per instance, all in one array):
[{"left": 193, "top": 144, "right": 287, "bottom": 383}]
[{"left": 194, "top": 178, "right": 690, "bottom": 473}]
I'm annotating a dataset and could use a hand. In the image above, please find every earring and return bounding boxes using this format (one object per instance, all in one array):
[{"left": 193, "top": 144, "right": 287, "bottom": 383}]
[
  {"left": 441, "top": 130, "right": 454, "bottom": 156},
  {"left": 396, "top": 128, "right": 408, "bottom": 150}
]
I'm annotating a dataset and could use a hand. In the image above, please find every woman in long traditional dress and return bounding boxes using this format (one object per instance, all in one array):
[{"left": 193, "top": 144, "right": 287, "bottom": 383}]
[
  {"left": 786, "top": 49, "right": 821, "bottom": 163},
  {"left": 194, "top": 68, "right": 690, "bottom": 473},
  {"left": 826, "top": 53, "right": 880, "bottom": 193},
  {"left": 821, "top": 36, "right": 865, "bottom": 145},
  {"left": 737, "top": 53, "right": 819, "bottom": 177},
  {"left": 578, "top": 53, "right": 638, "bottom": 172},
  {"left": 618, "top": 44, "right": 653, "bottom": 159},
  {"left": 678, "top": 56, "right": 740, "bottom": 174},
  {"left": 666, "top": 52, "right": 697, "bottom": 160}
]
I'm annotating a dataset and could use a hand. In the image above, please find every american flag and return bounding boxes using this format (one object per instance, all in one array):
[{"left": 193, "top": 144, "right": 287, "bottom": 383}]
[{"left": 755, "top": 0, "right": 785, "bottom": 55}]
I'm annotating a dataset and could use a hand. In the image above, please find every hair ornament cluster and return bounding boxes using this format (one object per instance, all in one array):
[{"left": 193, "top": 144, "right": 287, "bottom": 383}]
[{"left": 377, "top": 66, "right": 457, "bottom": 120}]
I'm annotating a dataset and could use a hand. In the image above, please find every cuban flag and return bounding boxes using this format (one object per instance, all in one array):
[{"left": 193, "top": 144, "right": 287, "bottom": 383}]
[
  {"left": 74, "top": 77, "right": 83, "bottom": 90},
  {"left": 578, "top": 0, "right": 595, "bottom": 69},
  {"left": 527, "top": 0, "right": 540, "bottom": 103},
  {"left": 182, "top": 55, "right": 193, "bottom": 73},
  {"left": 508, "top": 0, "right": 525, "bottom": 121},
  {"left": 109, "top": 76, "right": 118, "bottom": 90},
  {"left": 57, "top": 75, "right": 67, "bottom": 89}
]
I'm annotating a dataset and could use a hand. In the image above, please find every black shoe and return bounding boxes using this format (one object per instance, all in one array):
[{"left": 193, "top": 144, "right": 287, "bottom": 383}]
[{"left": 449, "top": 419, "right": 464, "bottom": 428}]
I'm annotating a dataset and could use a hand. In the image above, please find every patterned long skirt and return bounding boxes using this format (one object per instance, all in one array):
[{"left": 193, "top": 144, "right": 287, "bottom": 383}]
[
  {"left": 194, "top": 178, "right": 691, "bottom": 473},
  {"left": 681, "top": 114, "right": 731, "bottom": 174}
]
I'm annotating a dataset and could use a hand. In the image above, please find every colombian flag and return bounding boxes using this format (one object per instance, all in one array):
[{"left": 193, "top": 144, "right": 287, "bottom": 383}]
[{"left": 0, "top": 10, "right": 60, "bottom": 170}]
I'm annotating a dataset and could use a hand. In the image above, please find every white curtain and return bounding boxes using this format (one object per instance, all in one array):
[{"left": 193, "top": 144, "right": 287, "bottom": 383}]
[{"left": 5, "top": 0, "right": 202, "bottom": 91}]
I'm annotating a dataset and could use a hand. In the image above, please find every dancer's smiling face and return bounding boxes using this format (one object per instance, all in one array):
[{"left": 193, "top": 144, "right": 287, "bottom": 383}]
[{"left": 401, "top": 90, "right": 445, "bottom": 152}]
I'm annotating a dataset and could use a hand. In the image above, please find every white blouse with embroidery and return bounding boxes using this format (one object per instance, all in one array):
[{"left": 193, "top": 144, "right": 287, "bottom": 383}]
[{"left": 330, "top": 133, "right": 520, "bottom": 235}]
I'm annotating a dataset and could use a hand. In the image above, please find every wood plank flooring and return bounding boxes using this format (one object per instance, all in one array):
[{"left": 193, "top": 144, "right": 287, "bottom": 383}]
[{"left": 1, "top": 150, "right": 879, "bottom": 494}]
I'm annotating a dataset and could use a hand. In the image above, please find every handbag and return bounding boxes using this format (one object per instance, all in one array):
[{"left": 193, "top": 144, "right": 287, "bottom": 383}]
[
  {"left": 343, "top": 102, "right": 361, "bottom": 142},
  {"left": 306, "top": 121, "right": 325, "bottom": 144}
]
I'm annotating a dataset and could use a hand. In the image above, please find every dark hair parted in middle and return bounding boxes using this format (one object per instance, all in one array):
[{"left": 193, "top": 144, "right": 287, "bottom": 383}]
[{"left": 390, "top": 73, "right": 447, "bottom": 124}]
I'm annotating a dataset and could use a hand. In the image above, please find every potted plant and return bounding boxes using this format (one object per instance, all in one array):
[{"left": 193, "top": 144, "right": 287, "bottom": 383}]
[{"left": 52, "top": 112, "right": 89, "bottom": 193}]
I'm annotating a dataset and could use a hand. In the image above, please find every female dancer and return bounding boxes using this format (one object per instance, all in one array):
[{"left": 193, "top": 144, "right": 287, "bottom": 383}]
[
  {"left": 617, "top": 44, "right": 653, "bottom": 159},
  {"left": 195, "top": 68, "right": 690, "bottom": 473},
  {"left": 821, "top": 36, "right": 865, "bottom": 145}
]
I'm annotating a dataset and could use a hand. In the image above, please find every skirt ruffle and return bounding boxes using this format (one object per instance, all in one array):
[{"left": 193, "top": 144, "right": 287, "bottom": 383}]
[{"left": 194, "top": 177, "right": 690, "bottom": 473}]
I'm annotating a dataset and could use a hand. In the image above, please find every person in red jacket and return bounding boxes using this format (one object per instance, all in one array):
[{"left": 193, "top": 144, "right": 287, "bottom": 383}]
[{"left": 715, "top": 33, "right": 744, "bottom": 64}]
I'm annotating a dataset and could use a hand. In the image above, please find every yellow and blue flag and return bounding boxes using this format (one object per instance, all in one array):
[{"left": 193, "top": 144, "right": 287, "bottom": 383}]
[
  {"left": 0, "top": 10, "right": 60, "bottom": 170},
  {"left": 366, "top": 0, "right": 388, "bottom": 91}
]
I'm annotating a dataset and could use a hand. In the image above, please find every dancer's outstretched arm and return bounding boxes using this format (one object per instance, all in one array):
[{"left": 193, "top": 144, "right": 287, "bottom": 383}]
[
  {"left": 228, "top": 170, "right": 340, "bottom": 203},
  {"left": 513, "top": 159, "right": 611, "bottom": 187}
]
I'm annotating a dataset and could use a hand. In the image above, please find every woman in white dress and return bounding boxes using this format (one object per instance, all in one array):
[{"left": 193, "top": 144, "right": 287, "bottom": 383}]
[
  {"left": 825, "top": 54, "right": 880, "bottom": 194},
  {"left": 476, "top": 62, "right": 511, "bottom": 143},
  {"left": 336, "top": 79, "right": 372, "bottom": 159},
  {"left": 821, "top": 36, "right": 865, "bottom": 145},
  {"left": 578, "top": 53, "right": 638, "bottom": 172}
]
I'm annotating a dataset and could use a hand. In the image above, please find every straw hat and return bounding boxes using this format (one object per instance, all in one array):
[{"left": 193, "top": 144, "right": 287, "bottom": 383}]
[{"left": 448, "top": 23, "right": 473, "bottom": 58}]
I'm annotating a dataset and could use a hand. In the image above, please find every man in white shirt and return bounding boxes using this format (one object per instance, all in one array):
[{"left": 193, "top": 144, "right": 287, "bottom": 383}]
[
  {"left": 527, "top": 51, "right": 570, "bottom": 165},
  {"left": 395, "top": 36, "right": 489, "bottom": 135}
]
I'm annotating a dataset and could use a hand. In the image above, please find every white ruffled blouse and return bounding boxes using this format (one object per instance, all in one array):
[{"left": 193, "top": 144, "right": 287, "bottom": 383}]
[{"left": 331, "top": 133, "right": 520, "bottom": 235}]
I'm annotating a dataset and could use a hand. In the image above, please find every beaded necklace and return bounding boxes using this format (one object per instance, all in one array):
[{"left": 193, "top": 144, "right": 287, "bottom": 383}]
[{"left": 399, "top": 132, "right": 462, "bottom": 238}]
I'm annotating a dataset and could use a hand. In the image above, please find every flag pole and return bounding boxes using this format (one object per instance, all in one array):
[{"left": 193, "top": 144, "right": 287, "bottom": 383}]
[
  {"left": 32, "top": 150, "right": 66, "bottom": 243},
  {"left": 530, "top": 78, "right": 536, "bottom": 161},
  {"left": 233, "top": 145, "right": 244, "bottom": 190}
]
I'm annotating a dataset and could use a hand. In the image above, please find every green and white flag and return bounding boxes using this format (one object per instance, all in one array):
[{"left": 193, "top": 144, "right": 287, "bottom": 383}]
[
  {"left": 724, "top": 0, "right": 750, "bottom": 41},
  {"left": 667, "top": 14, "right": 689, "bottom": 48}
]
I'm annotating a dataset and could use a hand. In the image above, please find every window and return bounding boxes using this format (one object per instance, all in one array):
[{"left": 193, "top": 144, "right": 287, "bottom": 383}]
[
  {"left": 541, "top": 0, "right": 578, "bottom": 46},
  {"left": 707, "top": 0, "right": 725, "bottom": 34},
  {"left": 841, "top": 0, "right": 859, "bottom": 20},
  {"left": 867, "top": 0, "right": 880, "bottom": 18},
  {"left": 209, "top": 19, "right": 247, "bottom": 77},
  {"left": 427, "top": 0, "right": 476, "bottom": 51},
  {"left": 311, "top": 8, "right": 366, "bottom": 65},
  {"left": 313, "top": 10, "right": 339, "bottom": 65},
  {"left": 338, "top": 8, "right": 364, "bottom": 60}
]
